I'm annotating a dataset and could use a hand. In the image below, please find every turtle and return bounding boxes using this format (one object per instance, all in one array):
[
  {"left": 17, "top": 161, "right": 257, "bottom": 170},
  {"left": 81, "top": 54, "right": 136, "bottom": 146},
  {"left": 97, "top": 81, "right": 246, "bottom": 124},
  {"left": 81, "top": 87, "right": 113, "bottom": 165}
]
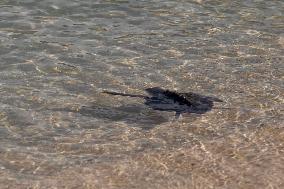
[{"left": 103, "top": 87, "right": 223, "bottom": 118}]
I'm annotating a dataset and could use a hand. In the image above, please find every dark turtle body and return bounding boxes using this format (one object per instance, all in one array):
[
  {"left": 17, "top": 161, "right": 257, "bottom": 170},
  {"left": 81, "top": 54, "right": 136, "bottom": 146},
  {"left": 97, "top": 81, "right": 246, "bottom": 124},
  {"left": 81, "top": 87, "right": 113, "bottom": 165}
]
[{"left": 103, "top": 87, "right": 223, "bottom": 118}]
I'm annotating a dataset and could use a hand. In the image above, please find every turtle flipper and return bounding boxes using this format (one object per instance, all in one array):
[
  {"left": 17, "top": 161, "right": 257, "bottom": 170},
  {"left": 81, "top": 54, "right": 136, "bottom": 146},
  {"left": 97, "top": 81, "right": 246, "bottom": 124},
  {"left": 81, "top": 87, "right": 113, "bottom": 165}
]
[{"left": 174, "top": 111, "right": 182, "bottom": 120}]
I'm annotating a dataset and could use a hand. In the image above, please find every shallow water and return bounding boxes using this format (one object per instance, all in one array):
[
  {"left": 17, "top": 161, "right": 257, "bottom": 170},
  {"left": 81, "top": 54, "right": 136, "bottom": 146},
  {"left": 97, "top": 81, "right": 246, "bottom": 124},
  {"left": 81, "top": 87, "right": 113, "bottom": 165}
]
[{"left": 0, "top": 0, "right": 283, "bottom": 188}]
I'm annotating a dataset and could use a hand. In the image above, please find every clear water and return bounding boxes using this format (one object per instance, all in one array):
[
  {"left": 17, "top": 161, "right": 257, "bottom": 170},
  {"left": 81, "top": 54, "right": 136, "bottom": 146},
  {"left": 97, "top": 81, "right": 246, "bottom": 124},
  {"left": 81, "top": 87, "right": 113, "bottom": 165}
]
[{"left": 0, "top": 0, "right": 283, "bottom": 188}]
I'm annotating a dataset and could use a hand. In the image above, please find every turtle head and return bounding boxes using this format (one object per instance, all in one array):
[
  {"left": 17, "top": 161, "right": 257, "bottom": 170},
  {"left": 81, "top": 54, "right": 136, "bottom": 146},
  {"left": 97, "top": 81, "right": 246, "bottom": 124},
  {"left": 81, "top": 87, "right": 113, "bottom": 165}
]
[{"left": 145, "top": 87, "right": 166, "bottom": 96}]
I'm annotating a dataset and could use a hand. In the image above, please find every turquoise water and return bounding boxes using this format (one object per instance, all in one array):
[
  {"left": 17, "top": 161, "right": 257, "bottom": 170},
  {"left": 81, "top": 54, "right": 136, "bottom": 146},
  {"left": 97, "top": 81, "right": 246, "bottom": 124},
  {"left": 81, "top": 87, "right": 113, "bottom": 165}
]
[{"left": 0, "top": 0, "right": 283, "bottom": 188}]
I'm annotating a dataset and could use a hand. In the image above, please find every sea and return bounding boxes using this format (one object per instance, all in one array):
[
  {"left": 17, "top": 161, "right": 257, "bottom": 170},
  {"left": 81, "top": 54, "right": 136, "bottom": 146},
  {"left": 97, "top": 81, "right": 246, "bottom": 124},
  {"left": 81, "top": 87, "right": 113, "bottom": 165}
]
[{"left": 0, "top": 0, "right": 283, "bottom": 188}]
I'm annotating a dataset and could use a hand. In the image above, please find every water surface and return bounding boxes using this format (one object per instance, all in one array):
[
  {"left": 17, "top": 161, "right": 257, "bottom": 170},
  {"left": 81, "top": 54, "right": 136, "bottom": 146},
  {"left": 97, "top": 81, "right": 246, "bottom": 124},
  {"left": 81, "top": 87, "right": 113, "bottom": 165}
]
[{"left": 0, "top": 0, "right": 283, "bottom": 188}]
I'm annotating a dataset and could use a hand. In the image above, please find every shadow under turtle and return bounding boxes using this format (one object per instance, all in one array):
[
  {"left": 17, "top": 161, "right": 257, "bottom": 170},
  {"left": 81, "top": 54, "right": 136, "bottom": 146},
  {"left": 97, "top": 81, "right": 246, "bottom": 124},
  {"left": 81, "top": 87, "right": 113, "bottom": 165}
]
[{"left": 50, "top": 87, "right": 223, "bottom": 130}]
